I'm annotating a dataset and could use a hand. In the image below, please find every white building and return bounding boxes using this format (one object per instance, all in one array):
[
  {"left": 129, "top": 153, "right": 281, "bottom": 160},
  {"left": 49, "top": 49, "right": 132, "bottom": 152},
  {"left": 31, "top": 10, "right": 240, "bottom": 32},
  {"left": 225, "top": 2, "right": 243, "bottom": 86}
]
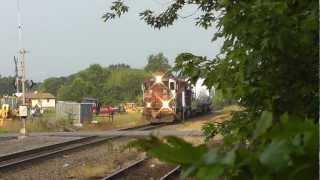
[{"left": 24, "top": 92, "right": 56, "bottom": 109}]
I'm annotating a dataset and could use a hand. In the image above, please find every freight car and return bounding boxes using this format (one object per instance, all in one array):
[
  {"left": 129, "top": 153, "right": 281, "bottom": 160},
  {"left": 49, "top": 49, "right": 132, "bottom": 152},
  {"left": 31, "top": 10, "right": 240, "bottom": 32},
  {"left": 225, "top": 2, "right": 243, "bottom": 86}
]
[{"left": 142, "top": 74, "right": 212, "bottom": 123}]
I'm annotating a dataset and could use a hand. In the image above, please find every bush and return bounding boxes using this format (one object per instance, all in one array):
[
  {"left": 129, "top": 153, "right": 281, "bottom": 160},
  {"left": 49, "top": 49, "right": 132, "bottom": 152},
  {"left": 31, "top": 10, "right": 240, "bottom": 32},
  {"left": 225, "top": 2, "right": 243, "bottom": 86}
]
[{"left": 131, "top": 112, "right": 318, "bottom": 179}]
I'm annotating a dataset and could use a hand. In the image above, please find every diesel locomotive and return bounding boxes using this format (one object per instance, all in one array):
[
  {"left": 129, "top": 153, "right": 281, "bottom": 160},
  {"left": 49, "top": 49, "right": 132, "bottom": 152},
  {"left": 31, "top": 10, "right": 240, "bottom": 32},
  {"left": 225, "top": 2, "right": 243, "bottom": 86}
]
[{"left": 142, "top": 74, "right": 212, "bottom": 123}]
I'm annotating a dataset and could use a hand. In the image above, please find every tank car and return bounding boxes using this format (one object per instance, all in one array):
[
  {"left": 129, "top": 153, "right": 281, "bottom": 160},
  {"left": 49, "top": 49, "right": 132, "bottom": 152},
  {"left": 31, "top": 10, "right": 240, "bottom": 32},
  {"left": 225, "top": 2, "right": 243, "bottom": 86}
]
[{"left": 142, "top": 74, "right": 212, "bottom": 123}]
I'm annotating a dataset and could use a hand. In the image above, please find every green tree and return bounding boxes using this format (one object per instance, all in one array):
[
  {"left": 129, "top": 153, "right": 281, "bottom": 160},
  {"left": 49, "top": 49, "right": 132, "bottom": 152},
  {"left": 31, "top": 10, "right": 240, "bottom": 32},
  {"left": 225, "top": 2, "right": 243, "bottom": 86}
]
[
  {"left": 108, "top": 63, "right": 131, "bottom": 70},
  {"left": 0, "top": 75, "right": 15, "bottom": 96},
  {"left": 54, "top": 64, "right": 149, "bottom": 105},
  {"left": 102, "top": 68, "right": 150, "bottom": 105},
  {"left": 57, "top": 77, "right": 90, "bottom": 102},
  {"left": 39, "top": 77, "right": 68, "bottom": 96},
  {"left": 212, "top": 89, "right": 234, "bottom": 109},
  {"left": 144, "top": 53, "right": 171, "bottom": 73},
  {"left": 76, "top": 64, "right": 110, "bottom": 99}
]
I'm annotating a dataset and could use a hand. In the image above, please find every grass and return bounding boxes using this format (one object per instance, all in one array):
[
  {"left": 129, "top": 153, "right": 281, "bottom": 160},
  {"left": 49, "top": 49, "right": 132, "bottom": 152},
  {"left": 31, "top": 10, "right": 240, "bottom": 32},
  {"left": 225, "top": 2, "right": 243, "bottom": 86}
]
[
  {"left": 1, "top": 111, "right": 71, "bottom": 133},
  {"left": 0, "top": 128, "right": 8, "bottom": 134},
  {"left": 1, "top": 111, "right": 148, "bottom": 133},
  {"left": 81, "top": 112, "right": 148, "bottom": 131},
  {"left": 217, "top": 104, "right": 243, "bottom": 114},
  {"left": 176, "top": 104, "right": 243, "bottom": 131}
]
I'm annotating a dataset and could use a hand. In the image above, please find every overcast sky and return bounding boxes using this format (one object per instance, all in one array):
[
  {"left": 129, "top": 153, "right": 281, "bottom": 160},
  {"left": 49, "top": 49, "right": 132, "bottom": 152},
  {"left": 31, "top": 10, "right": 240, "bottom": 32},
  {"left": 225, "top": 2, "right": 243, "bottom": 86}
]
[{"left": 0, "top": 0, "right": 222, "bottom": 81}]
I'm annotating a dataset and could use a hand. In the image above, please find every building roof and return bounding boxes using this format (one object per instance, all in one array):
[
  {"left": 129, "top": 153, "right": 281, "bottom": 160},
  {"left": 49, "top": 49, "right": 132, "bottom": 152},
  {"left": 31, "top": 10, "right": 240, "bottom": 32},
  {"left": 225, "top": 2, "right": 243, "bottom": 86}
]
[{"left": 25, "top": 92, "right": 56, "bottom": 99}]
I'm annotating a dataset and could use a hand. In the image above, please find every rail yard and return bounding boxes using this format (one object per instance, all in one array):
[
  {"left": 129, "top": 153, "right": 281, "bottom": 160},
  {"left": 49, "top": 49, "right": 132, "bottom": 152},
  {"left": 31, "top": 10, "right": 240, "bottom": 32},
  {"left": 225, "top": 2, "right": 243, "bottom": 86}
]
[
  {"left": 1, "top": 0, "right": 316, "bottom": 179},
  {"left": 0, "top": 69, "right": 222, "bottom": 179},
  {"left": 0, "top": 112, "right": 225, "bottom": 179}
]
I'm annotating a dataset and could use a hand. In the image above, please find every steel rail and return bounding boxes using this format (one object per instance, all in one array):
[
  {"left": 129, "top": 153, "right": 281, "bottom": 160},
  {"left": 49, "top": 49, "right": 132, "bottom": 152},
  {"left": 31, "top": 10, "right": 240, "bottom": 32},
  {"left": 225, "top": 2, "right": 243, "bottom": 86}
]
[
  {"left": 103, "top": 158, "right": 148, "bottom": 180},
  {"left": 0, "top": 136, "right": 113, "bottom": 170},
  {"left": 0, "top": 136, "right": 96, "bottom": 162},
  {"left": 117, "top": 123, "right": 165, "bottom": 131},
  {"left": 102, "top": 158, "right": 181, "bottom": 180},
  {"left": 160, "top": 166, "right": 181, "bottom": 180},
  {"left": 0, "top": 124, "right": 163, "bottom": 170}
]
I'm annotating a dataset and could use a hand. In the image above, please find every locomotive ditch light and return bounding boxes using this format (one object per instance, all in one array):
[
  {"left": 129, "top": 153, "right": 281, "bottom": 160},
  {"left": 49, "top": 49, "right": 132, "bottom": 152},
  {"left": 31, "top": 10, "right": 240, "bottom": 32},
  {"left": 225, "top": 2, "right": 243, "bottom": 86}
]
[{"left": 161, "top": 100, "right": 170, "bottom": 109}]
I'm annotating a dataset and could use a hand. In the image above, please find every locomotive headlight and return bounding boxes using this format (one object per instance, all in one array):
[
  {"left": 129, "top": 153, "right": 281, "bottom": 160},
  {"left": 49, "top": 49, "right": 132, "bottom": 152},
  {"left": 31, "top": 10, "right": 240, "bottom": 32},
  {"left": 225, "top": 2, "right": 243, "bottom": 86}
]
[
  {"left": 158, "top": 98, "right": 175, "bottom": 114},
  {"left": 161, "top": 100, "right": 170, "bottom": 109},
  {"left": 146, "top": 102, "right": 152, "bottom": 108},
  {"left": 155, "top": 75, "right": 163, "bottom": 84}
]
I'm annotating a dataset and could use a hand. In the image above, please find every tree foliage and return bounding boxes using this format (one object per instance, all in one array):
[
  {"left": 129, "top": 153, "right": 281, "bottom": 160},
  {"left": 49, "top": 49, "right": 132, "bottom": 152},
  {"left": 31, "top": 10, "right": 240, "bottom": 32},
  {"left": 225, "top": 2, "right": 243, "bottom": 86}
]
[
  {"left": 105, "top": 0, "right": 318, "bottom": 179},
  {"left": 132, "top": 113, "right": 318, "bottom": 180},
  {"left": 172, "top": 1, "right": 318, "bottom": 121},
  {"left": 0, "top": 75, "right": 15, "bottom": 96},
  {"left": 102, "top": 67, "right": 151, "bottom": 105},
  {"left": 55, "top": 64, "right": 150, "bottom": 105},
  {"left": 144, "top": 53, "right": 171, "bottom": 73},
  {"left": 39, "top": 77, "right": 68, "bottom": 96},
  {"left": 104, "top": 0, "right": 318, "bottom": 119},
  {"left": 108, "top": 63, "right": 131, "bottom": 70},
  {"left": 57, "top": 77, "right": 90, "bottom": 102}
]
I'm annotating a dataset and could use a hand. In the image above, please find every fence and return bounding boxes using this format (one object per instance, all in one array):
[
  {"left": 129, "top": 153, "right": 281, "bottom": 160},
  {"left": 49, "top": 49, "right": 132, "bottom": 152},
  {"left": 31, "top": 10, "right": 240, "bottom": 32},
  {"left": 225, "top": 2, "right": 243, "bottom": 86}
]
[{"left": 56, "top": 101, "right": 93, "bottom": 126}]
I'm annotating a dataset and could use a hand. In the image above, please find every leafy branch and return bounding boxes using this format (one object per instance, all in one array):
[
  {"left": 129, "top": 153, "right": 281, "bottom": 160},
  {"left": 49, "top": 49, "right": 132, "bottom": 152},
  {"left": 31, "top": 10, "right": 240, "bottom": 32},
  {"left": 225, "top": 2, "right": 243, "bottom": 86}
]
[{"left": 130, "top": 112, "right": 318, "bottom": 179}]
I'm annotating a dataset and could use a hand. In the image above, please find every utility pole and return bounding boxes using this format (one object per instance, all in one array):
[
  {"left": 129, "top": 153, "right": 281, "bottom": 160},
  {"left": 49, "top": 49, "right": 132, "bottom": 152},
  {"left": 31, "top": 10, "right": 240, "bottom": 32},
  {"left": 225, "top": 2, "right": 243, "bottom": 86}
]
[
  {"left": 17, "top": 0, "right": 28, "bottom": 137},
  {"left": 17, "top": 0, "right": 27, "bottom": 103},
  {"left": 19, "top": 49, "right": 27, "bottom": 105},
  {"left": 13, "top": 56, "right": 19, "bottom": 93}
]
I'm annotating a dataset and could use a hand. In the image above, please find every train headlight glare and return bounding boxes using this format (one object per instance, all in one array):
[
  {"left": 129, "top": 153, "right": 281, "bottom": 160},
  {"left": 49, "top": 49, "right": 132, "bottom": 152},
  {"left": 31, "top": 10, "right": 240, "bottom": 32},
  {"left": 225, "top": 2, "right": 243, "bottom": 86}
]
[
  {"left": 155, "top": 75, "right": 162, "bottom": 84},
  {"left": 146, "top": 102, "right": 151, "bottom": 108},
  {"left": 161, "top": 100, "right": 170, "bottom": 109}
]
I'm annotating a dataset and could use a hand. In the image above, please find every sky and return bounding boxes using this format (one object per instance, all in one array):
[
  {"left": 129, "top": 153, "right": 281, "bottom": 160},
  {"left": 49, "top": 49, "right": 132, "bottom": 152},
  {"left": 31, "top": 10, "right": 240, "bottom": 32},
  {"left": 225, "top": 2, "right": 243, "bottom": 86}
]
[{"left": 0, "top": 0, "right": 222, "bottom": 81}]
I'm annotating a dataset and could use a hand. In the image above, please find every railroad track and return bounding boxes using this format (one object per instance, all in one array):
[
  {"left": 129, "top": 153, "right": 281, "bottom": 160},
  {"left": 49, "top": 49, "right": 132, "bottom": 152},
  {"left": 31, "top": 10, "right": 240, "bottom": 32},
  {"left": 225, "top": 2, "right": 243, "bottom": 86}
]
[
  {"left": 103, "top": 158, "right": 181, "bottom": 180},
  {"left": 117, "top": 123, "right": 165, "bottom": 131},
  {"left": 0, "top": 124, "right": 163, "bottom": 171},
  {"left": 0, "top": 136, "right": 114, "bottom": 170}
]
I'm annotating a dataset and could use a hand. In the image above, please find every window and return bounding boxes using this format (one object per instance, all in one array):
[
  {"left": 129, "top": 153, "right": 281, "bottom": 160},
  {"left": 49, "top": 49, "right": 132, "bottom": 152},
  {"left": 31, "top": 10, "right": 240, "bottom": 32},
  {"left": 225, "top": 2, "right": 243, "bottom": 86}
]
[
  {"left": 170, "top": 82, "right": 175, "bottom": 90},
  {"left": 144, "top": 83, "right": 148, "bottom": 90}
]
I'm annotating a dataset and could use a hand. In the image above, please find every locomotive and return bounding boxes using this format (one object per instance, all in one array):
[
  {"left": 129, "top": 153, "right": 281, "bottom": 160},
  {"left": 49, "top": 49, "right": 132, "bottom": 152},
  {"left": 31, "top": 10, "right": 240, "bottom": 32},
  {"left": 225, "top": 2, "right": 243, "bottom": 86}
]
[{"left": 142, "top": 74, "right": 212, "bottom": 123}]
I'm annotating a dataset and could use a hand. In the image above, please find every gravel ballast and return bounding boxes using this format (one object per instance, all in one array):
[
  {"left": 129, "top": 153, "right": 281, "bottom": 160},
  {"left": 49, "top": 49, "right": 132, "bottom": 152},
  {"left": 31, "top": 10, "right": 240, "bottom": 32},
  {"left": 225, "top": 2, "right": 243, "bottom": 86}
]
[
  {"left": 0, "top": 138, "right": 143, "bottom": 180},
  {"left": 0, "top": 136, "right": 81, "bottom": 156}
]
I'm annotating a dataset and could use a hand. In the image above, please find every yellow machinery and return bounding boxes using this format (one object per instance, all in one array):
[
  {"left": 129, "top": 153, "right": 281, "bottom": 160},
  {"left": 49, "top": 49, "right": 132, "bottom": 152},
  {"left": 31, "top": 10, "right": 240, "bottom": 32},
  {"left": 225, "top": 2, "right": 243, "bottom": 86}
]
[
  {"left": 0, "top": 104, "right": 9, "bottom": 127},
  {"left": 123, "top": 103, "right": 138, "bottom": 113}
]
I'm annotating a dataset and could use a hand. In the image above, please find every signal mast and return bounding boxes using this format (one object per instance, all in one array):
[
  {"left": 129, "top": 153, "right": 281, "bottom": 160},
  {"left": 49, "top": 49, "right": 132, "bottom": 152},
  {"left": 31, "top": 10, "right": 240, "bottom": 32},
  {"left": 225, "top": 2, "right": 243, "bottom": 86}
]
[
  {"left": 16, "top": 0, "right": 28, "bottom": 137},
  {"left": 16, "top": 0, "right": 28, "bottom": 105}
]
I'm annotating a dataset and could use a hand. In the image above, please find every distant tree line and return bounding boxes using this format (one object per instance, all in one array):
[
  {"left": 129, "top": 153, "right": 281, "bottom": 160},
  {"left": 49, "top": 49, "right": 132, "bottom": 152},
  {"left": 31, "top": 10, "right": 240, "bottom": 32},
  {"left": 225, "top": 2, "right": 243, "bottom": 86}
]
[
  {"left": 0, "top": 53, "right": 171, "bottom": 104},
  {"left": 48, "top": 64, "right": 148, "bottom": 105},
  {"left": 38, "top": 53, "right": 171, "bottom": 105},
  {"left": 0, "top": 75, "right": 40, "bottom": 96}
]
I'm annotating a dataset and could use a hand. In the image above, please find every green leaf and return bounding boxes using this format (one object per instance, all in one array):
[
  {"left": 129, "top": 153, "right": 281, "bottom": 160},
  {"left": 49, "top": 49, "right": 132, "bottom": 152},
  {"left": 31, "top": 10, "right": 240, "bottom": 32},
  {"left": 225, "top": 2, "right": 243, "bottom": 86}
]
[
  {"left": 268, "top": 117, "right": 315, "bottom": 140},
  {"left": 221, "top": 149, "right": 236, "bottom": 165},
  {"left": 202, "top": 123, "right": 218, "bottom": 142},
  {"left": 130, "top": 136, "right": 207, "bottom": 165},
  {"left": 181, "top": 165, "right": 197, "bottom": 179},
  {"left": 279, "top": 112, "right": 289, "bottom": 123},
  {"left": 259, "top": 139, "right": 291, "bottom": 171},
  {"left": 253, "top": 175, "right": 273, "bottom": 180},
  {"left": 203, "top": 149, "right": 219, "bottom": 164},
  {"left": 254, "top": 111, "right": 273, "bottom": 138},
  {"left": 195, "top": 165, "right": 224, "bottom": 180}
]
